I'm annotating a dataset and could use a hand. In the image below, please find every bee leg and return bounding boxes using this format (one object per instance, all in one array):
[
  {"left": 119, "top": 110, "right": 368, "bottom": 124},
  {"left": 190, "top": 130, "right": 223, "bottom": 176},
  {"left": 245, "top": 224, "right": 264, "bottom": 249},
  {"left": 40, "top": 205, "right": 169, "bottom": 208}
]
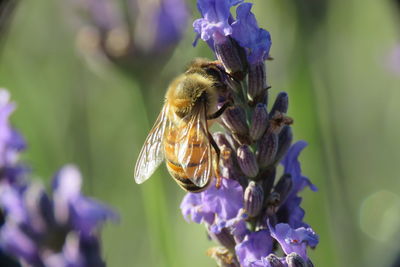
[
  {"left": 207, "top": 101, "right": 232, "bottom": 120},
  {"left": 207, "top": 132, "right": 222, "bottom": 189}
]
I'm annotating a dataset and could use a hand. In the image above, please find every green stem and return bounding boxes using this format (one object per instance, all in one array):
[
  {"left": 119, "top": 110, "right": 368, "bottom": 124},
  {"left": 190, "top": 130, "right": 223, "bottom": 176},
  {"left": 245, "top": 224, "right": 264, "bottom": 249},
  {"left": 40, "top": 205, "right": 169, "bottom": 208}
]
[{"left": 131, "top": 74, "right": 182, "bottom": 267}]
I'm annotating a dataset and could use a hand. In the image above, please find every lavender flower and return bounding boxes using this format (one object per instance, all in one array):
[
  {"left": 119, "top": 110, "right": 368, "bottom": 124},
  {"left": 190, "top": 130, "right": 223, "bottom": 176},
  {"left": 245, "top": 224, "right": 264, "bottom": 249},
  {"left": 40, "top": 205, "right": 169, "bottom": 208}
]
[
  {"left": 231, "top": 3, "right": 271, "bottom": 64},
  {"left": 235, "top": 230, "right": 273, "bottom": 266},
  {"left": 0, "top": 90, "right": 26, "bottom": 186},
  {"left": 68, "top": 0, "right": 189, "bottom": 73},
  {"left": 181, "top": 1, "right": 318, "bottom": 266},
  {"left": 193, "top": 0, "right": 242, "bottom": 42},
  {"left": 193, "top": 0, "right": 247, "bottom": 77},
  {"left": 181, "top": 178, "right": 243, "bottom": 227},
  {"left": 0, "top": 164, "right": 117, "bottom": 267},
  {"left": 277, "top": 141, "right": 317, "bottom": 229},
  {"left": 269, "top": 223, "right": 318, "bottom": 259}
]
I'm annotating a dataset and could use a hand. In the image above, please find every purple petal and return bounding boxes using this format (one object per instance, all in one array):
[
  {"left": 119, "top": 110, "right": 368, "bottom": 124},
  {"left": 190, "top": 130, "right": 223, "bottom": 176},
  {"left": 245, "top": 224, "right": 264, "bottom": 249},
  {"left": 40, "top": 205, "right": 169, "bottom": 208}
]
[
  {"left": 180, "top": 191, "right": 215, "bottom": 224},
  {"left": 0, "top": 186, "right": 27, "bottom": 223},
  {"left": 248, "top": 256, "right": 288, "bottom": 267},
  {"left": 209, "top": 208, "right": 247, "bottom": 234},
  {"left": 180, "top": 178, "right": 243, "bottom": 226},
  {"left": 70, "top": 197, "right": 118, "bottom": 236},
  {"left": 0, "top": 89, "right": 26, "bottom": 170},
  {"left": 231, "top": 3, "right": 272, "bottom": 64},
  {"left": 194, "top": 0, "right": 243, "bottom": 43},
  {"left": 269, "top": 223, "right": 319, "bottom": 260},
  {"left": 281, "top": 141, "right": 317, "bottom": 193},
  {"left": 0, "top": 223, "right": 42, "bottom": 265},
  {"left": 52, "top": 165, "right": 82, "bottom": 199},
  {"left": 153, "top": 0, "right": 189, "bottom": 48},
  {"left": 235, "top": 230, "right": 273, "bottom": 267},
  {"left": 202, "top": 178, "right": 243, "bottom": 220},
  {"left": 277, "top": 141, "right": 317, "bottom": 227}
]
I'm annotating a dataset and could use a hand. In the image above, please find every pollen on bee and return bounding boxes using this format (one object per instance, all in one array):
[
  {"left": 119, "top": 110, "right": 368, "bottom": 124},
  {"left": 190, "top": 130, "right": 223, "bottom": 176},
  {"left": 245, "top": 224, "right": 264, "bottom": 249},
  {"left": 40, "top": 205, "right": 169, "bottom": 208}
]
[{"left": 221, "top": 145, "right": 231, "bottom": 160}]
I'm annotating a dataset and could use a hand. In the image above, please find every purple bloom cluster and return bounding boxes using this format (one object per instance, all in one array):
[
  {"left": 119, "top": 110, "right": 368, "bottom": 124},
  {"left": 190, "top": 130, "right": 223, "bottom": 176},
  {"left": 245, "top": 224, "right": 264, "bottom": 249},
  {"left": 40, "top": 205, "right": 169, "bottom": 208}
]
[
  {"left": 0, "top": 90, "right": 26, "bottom": 186},
  {"left": 181, "top": 1, "right": 319, "bottom": 266},
  {"left": 0, "top": 90, "right": 117, "bottom": 267},
  {"left": 193, "top": 0, "right": 271, "bottom": 80},
  {"left": 68, "top": 0, "right": 189, "bottom": 71}
]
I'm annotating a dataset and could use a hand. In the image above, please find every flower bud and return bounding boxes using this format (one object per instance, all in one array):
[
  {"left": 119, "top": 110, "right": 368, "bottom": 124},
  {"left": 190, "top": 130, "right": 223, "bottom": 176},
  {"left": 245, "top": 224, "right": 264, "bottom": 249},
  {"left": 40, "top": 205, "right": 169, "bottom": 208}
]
[
  {"left": 266, "top": 254, "right": 285, "bottom": 267},
  {"left": 244, "top": 181, "right": 264, "bottom": 217},
  {"left": 266, "top": 191, "right": 280, "bottom": 207},
  {"left": 250, "top": 104, "right": 268, "bottom": 141},
  {"left": 269, "top": 92, "right": 288, "bottom": 118},
  {"left": 273, "top": 174, "right": 293, "bottom": 205},
  {"left": 214, "top": 132, "right": 236, "bottom": 151},
  {"left": 257, "top": 132, "right": 278, "bottom": 168},
  {"left": 214, "top": 34, "right": 246, "bottom": 80},
  {"left": 248, "top": 62, "right": 267, "bottom": 101},
  {"left": 237, "top": 145, "right": 259, "bottom": 178},
  {"left": 208, "top": 228, "right": 236, "bottom": 251},
  {"left": 260, "top": 167, "right": 276, "bottom": 195},
  {"left": 221, "top": 106, "right": 249, "bottom": 136},
  {"left": 286, "top": 253, "right": 307, "bottom": 267},
  {"left": 274, "top": 126, "right": 293, "bottom": 164}
]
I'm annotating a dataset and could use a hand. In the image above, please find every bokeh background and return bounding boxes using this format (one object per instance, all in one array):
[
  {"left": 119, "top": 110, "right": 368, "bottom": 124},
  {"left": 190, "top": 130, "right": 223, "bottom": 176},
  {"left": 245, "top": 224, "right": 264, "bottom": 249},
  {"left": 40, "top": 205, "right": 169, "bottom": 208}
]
[{"left": 1, "top": 0, "right": 400, "bottom": 266}]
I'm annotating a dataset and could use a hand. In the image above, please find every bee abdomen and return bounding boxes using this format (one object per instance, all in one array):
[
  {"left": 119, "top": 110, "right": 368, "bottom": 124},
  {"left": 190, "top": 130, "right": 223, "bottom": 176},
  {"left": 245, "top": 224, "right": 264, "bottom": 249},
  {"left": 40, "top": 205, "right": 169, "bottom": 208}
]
[{"left": 165, "top": 157, "right": 210, "bottom": 192}]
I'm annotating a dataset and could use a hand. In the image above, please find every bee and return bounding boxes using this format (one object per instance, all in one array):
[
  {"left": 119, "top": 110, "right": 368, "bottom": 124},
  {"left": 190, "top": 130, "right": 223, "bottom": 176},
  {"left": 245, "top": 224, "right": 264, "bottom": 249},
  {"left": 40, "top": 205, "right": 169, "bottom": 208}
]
[{"left": 134, "top": 58, "right": 232, "bottom": 192}]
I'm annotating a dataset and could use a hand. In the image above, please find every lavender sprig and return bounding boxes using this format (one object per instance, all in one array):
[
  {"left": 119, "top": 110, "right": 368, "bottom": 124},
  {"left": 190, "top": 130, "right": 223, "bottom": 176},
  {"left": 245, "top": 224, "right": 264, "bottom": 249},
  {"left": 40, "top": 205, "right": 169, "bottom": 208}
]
[
  {"left": 181, "top": 1, "right": 319, "bottom": 266},
  {"left": 0, "top": 165, "right": 118, "bottom": 267},
  {"left": 68, "top": 0, "right": 189, "bottom": 73},
  {"left": 0, "top": 90, "right": 27, "bottom": 186},
  {"left": 0, "top": 90, "right": 118, "bottom": 267}
]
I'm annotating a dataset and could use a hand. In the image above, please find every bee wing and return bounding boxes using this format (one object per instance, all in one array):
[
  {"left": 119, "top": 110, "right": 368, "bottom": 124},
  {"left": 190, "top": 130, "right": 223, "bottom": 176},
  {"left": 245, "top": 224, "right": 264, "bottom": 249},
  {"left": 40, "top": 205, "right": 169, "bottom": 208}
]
[
  {"left": 134, "top": 105, "right": 169, "bottom": 184},
  {"left": 175, "top": 103, "right": 213, "bottom": 187}
]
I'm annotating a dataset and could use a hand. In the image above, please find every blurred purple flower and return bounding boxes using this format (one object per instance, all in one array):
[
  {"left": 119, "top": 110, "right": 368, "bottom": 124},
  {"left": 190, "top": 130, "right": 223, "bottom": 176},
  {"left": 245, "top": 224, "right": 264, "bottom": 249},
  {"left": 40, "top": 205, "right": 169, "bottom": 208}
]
[
  {"left": 0, "top": 89, "right": 26, "bottom": 185},
  {"left": 269, "top": 223, "right": 318, "bottom": 260},
  {"left": 0, "top": 165, "right": 117, "bottom": 267},
  {"left": 152, "top": 0, "right": 189, "bottom": 50},
  {"left": 231, "top": 3, "right": 271, "bottom": 64},
  {"left": 69, "top": 0, "right": 189, "bottom": 72}
]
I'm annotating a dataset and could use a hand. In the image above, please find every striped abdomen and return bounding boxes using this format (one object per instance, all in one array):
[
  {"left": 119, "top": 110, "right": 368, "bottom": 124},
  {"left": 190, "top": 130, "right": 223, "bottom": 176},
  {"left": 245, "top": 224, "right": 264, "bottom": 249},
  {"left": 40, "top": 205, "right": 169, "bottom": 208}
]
[{"left": 164, "top": 127, "right": 212, "bottom": 192}]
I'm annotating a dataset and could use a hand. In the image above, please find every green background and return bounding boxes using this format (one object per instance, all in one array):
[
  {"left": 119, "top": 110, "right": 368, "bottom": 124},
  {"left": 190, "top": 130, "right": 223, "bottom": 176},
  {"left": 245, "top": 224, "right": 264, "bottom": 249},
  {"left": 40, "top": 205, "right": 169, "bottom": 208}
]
[{"left": 1, "top": 0, "right": 400, "bottom": 266}]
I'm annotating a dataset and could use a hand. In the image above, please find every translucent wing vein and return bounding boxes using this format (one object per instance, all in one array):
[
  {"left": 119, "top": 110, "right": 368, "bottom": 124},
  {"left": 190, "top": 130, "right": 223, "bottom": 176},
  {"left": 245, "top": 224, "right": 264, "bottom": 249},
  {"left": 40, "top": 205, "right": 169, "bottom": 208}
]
[{"left": 134, "top": 105, "right": 169, "bottom": 184}]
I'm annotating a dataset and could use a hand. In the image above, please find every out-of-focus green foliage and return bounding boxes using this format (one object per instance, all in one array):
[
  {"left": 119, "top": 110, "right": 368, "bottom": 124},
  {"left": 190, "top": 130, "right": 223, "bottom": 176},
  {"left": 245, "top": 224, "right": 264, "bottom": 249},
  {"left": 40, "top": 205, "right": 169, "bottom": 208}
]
[{"left": 1, "top": 0, "right": 399, "bottom": 266}]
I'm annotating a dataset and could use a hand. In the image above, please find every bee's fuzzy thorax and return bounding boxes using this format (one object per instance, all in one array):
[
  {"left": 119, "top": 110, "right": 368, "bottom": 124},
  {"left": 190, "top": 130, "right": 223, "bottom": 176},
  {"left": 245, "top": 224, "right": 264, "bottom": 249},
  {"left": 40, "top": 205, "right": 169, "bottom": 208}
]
[{"left": 165, "top": 72, "right": 218, "bottom": 119}]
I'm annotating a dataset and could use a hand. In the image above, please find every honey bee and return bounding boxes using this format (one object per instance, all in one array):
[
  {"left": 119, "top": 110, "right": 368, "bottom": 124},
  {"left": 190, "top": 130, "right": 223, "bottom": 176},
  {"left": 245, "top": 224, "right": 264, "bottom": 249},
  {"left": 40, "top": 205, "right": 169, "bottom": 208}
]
[{"left": 134, "top": 58, "right": 232, "bottom": 192}]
